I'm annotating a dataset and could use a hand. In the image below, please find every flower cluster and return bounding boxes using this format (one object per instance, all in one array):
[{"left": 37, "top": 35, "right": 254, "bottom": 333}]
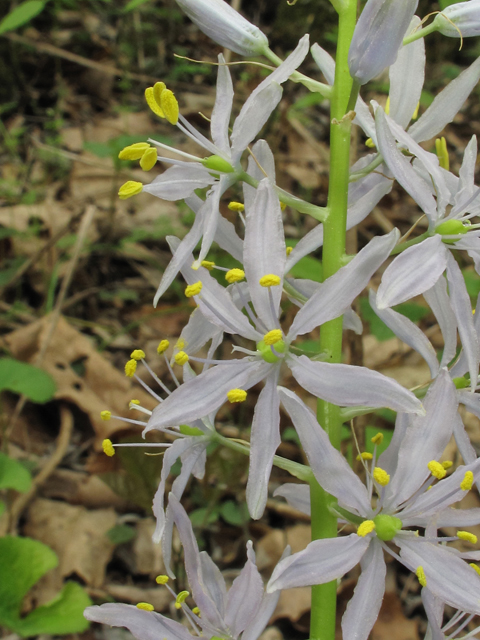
[{"left": 85, "top": 0, "right": 480, "bottom": 639}]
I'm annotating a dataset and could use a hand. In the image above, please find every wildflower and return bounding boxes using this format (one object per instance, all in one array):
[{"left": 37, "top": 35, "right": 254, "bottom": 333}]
[
  {"left": 269, "top": 376, "right": 480, "bottom": 640},
  {"left": 144, "top": 179, "right": 423, "bottom": 520},
  {"left": 348, "top": 0, "right": 419, "bottom": 85},
  {"left": 175, "top": 0, "right": 269, "bottom": 56},
  {"left": 84, "top": 495, "right": 285, "bottom": 640}
]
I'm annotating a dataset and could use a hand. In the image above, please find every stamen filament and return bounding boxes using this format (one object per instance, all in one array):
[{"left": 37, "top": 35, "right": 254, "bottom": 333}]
[
  {"left": 141, "top": 359, "right": 171, "bottom": 396},
  {"left": 163, "top": 352, "right": 180, "bottom": 388},
  {"left": 134, "top": 373, "right": 164, "bottom": 403},
  {"left": 268, "top": 287, "right": 281, "bottom": 329},
  {"left": 148, "top": 139, "right": 201, "bottom": 162}
]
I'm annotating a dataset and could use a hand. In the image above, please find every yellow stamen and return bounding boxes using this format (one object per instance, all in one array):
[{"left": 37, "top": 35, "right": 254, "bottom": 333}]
[
  {"left": 157, "top": 340, "right": 170, "bottom": 354},
  {"left": 470, "top": 563, "right": 480, "bottom": 576},
  {"left": 428, "top": 460, "right": 446, "bottom": 480},
  {"left": 412, "top": 101, "right": 420, "bottom": 120},
  {"left": 145, "top": 86, "right": 165, "bottom": 118},
  {"left": 225, "top": 268, "right": 245, "bottom": 284},
  {"left": 371, "top": 433, "right": 384, "bottom": 445},
  {"left": 102, "top": 438, "right": 115, "bottom": 457},
  {"left": 140, "top": 148, "right": 158, "bottom": 171},
  {"left": 263, "top": 329, "right": 283, "bottom": 346},
  {"left": 458, "top": 531, "right": 478, "bottom": 544},
  {"left": 118, "top": 142, "right": 150, "bottom": 161},
  {"left": 201, "top": 260, "right": 215, "bottom": 271},
  {"left": 100, "top": 410, "right": 111, "bottom": 421},
  {"left": 192, "top": 607, "right": 200, "bottom": 615},
  {"left": 153, "top": 81, "right": 166, "bottom": 105},
  {"left": 365, "top": 138, "right": 376, "bottom": 148},
  {"left": 130, "top": 349, "right": 146, "bottom": 361},
  {"left": 357, "top": 520, "right": 375, "bottom": 537},
  {"left": 125, "top": 359, "right": 137, "bottom": 377},
  {"left": 160, "top": 89, "right": 179, "bottom": 125},
  {"left": 155, "top": 575, "right": 169, "bottom": 584},
  {"left": 129, "top": 399, "right": 140, "bottom": 408},
  {"left": 286, "top": 246, "right": 293, "bottom": 256},
  {"left": 119, "top": 181, "right": 143, "bottom": 200},
  {"left": 259, "top": 274, "right": 281, "bottom": 287},
  {"left": 416, "top": 566, "right": 427, "bottom": 588},
  {"left": 227, "top": 388, "right": 247, "bottom": 403},
  {"left": 175, "top": 590, "right": 189, "bottom": 609},
  {"left": 175, "top": 351, "right": 189, "bottom": 365},
  {"left": 136, "top": 602, "right": 154, "bottom": 611},
  {"left": 461, "top": 471, "right": 474, "bottom": 491},
  {"left": 280, "top": 201, "right": 287, "bottom": 211},
  {"left": 442, "top": 460, "right": 453, "bottom": 470},
  {"left": 228, "top": 201, "right": 245, "bottom": 212},
  {"left": 385, "top": 96, "right": 390, "bottom": 115},
  {"left": 356, "top": 452, "right": 373, "bottom": 461},
  {"left": 185, "top": 281, "right": 202, "bottom": 298},
  {"left": 435, "top": 136, "right": 449, "bottom": 171},
  {"left": 373, "top": 467, "right": 390, "bottom": 486}
]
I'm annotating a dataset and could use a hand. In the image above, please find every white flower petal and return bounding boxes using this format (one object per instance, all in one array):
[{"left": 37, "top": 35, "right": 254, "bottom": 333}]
[{"left": 210, "top": 54, "right": 233, "bottom": 155}]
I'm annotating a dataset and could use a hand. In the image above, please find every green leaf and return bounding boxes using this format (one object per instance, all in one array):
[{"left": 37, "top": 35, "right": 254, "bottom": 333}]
[
  {"left": 463, "top": 269, "right": 480, "bottom": 299},
  {"left": 15, "top": 582, "right": 91, "bottom": 637},
  {"left": 189, "top": 506, "right": 219, "bottom": 527},
  {"left": 106, "top": 524, "right": 136, "bottom": 545},
  {"left": 287, "top": 251, "right": 323, "bottom": 283},
  {"left": 282, "top": 426, "right": 300, "bottom": 445},
  {"left": 220, "top": 500, "right": 249, "bottom": 527},
  {"left": 0, "top": 451, "right": 32, "bottom": 492},
  {"left": 0, "top": 358, "right": 56, "bottom": 403},
  {"left": 0, "top": 1, "right": 46, "bottom": 35},
  {"left": 123, "top": 0, "right": 153, "bottom": 12},
  {"left": 359, "top": 297, "right": 430, "bottom": 342},
  {"left": 438, "top": 0, "right": 463, "bottom": 8}
]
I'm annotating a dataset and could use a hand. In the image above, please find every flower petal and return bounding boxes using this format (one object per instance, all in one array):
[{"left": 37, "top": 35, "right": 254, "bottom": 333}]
[
  {"left": 424, "top": 277, "right": 458, "bottom": 369},
  {"left": 143, "top": 164, "right": 214, "bottom": 200},
  {"left": 278, "top": 386, "right": 371, "bottom": 515},
  {"left": 311, "top": 43, "right": 335, "bottom": 85},
  {"left": 211, "top": 54, "right": 233, "bottom": 155},
  {"left": 274, "top": 483, "right": 311, "bottom": 516}
]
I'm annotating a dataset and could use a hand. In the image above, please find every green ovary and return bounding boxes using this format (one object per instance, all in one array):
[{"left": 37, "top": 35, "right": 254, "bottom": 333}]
[
  {"left": 202, "top": 155, "right": 235, "bottom": 173},
  {"left": 436, "top": 219, "right": 467, "bottom": 241},
  {"left": 256, "top": 339, "right": 286, "bottom": 363},
  {"left": 373, "top": 514, "right": 402, "bottom": 541}
]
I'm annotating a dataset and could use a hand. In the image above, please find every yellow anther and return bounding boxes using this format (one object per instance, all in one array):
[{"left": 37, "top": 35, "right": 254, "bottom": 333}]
[
  {"left": 228, "top": 201, "right": 245, "bottom": 212},
  {"left": 175, "top": 338, "right": 185, "bottom": 350},
  {"left": 356, "top": 452, "right": 373, "bottom": 461},
  {"left": 185, "top": 281, "right": 203, "bottom": 298},
  {"left": 365, "top": 138, "right": 376, "bottom": 148},
  {"left": 102, "top": 438, "right": 115, "bottom": 457},
  {"left": 119, "top": 181, "right": 143, "bottom": 200},
  {"left": 153, "top": 81, "right": 166, "bottom": 105},
  {"left": 118, "top": 142, "right": 150, "bottom": 161},
  {"left": 175, "top": 591, "right": 190, "bottom": 609},
  {"left": 416, "top": 566, "right": 427, "bottom": 588},
  {"left": 461, "top": 471, "right": 474, "bottom": 491},
  {"left": 280, "top": 201, "right": 287, "bottom": 211},
  {"left": 412, "top": 101, "right": 420, "bottom": 120},
  {"left": 201, "top": 260, "right": 215, "bottom": 271},
  {"left": 286, "top": 246, "right": 293, "bottom": 256},
  {"left": 428, "top": 460, "right": 446, "bottom": 480},
  {"left": 100, "top": 410, "right": 112, "bottom": 421},
  {"left": 385, "top": 96, "right": 390, "bottom": 116},
  {"left": 125, "top": 359, "right": 137, "bottom": 377},
  {"left": 435, "top": 136, "right": 450, "bottom": 171},
  {"left": 470, "top": 563, "right": 480, "bottom": 576},
  {"left": 192, "top": 607, "right": 200, "bottom": 615},
  {"left": 263, "top": 329, "right": 283, "bottom": 346},
  {"left": 129, "top": 399, "right": 141, "bottom": 409},
  {"left": 357, "top": 520, "right": 376, "bottom": 537},
  {"left": 259, "top": 274, "right": 281, "bottom": 287},
  {"left": 160, "top": 89, "right": 179, "bottom": 125},
  {"left": 130, "top": 349, "right": 146, "bottom": 361},
  {"left": 145, "top": 86, "right": 165, "bottom": 118},
  {"left": 225, "top": 268, "right": 245, "bottom": 284},
  {"left": 136, "top": 602, "right": 154, "bottom": 611},
  {"left": 227, "top": 389, "right": 247, "bottom": 403},
  {"left": 371, "top": 433, "right": 384, "bottom": 445},
  {"left": 373, "top": 467, "right": 390, "bottom": 487},
  {"left": 155, "top": 575, "right": 169, "bottom": 584},
  {"left": 157, "top": 340, "right": 170, "bottom": 354},
  {"left": 442, "top": 460, "right": 453, "bottom": 470},
  {"left": 140, "top": 147, "right": 158, "bottom": 171},
  {"left": 175, "top": 351, "right": 189, "bottom": 365},
  {"left": 458, "top": 531, "right": 478, "bottom": 544}
]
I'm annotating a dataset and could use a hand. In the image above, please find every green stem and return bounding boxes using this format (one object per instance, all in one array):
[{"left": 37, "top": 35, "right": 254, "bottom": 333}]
[
  {"left": 402, "top": 21, "right": 438, "bottom": 46},
  {"left": 310, "top": 3, "right": 357, "bottom": 640}
]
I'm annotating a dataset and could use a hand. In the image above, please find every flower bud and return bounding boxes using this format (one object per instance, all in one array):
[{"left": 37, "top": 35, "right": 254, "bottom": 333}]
[
  {"left": 349, "top": 0, "right": 419, "bottom": 85},
  {"left": 175, "top": 0, "right": 269, "bottom": 56},
  {"left": 433, "top": 2, "right": 480, "bottom": 38}
]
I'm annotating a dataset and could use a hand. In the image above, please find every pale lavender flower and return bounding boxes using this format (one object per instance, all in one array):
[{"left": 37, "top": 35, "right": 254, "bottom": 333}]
[
  {"left": 269, "top": 375, "right": 480, "bottom": 640},
  {"left": 85, "top": 494, "right": 283, "bottom": 640},
  {"left": 143, "top": 179, "right": 423, "bottom": 520},
  {"left": 433, "top": 1, "right": 480, "bottom": 38},
  {"left": 348, "top": 0, "right": 419, "bottom": 85},
  {"left": 175, "top": 0, "right": 269, "bottom": 56}
]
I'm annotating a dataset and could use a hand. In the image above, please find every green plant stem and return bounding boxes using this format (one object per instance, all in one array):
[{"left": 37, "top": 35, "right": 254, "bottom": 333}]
[
  {"left": 310, "top": 3, "right": 357, "bottom": 640},
  {"left": 402, "top": 21, "right": 437, "bottom": 46}
]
